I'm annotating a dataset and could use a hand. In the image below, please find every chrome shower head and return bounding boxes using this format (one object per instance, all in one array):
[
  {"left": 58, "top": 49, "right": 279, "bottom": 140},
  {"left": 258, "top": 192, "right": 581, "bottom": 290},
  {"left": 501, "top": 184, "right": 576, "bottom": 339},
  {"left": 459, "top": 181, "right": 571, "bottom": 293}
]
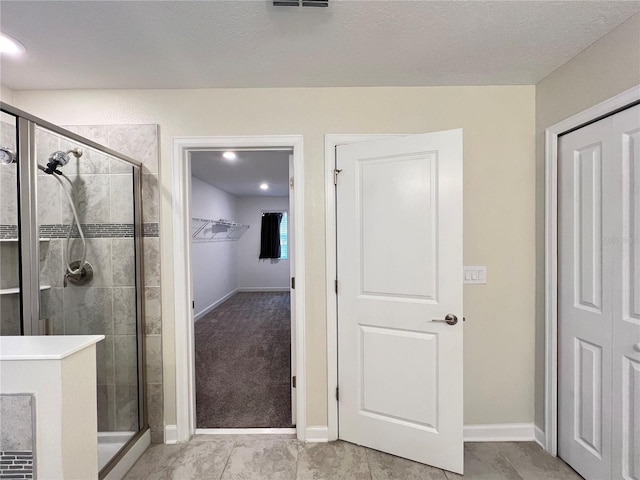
[
  {"left": 50, "top": 150, "right": 70, "bottom": 165},
  {"left": 44, "top": 148, "right": 83, "bottom": 175},
  {"left": 0, "top": 147, "right": 16, "bottom": 165}
]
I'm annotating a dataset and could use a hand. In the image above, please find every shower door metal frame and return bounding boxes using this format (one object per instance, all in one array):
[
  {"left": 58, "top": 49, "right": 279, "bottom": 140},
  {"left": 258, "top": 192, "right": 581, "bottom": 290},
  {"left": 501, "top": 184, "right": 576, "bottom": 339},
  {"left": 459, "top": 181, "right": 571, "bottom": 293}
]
[
  {"left": 1, "top": 102, "right": 149, "bottom": 478},
  {"left": 16, "top": 117, "right": 39, "bottom": 335}
]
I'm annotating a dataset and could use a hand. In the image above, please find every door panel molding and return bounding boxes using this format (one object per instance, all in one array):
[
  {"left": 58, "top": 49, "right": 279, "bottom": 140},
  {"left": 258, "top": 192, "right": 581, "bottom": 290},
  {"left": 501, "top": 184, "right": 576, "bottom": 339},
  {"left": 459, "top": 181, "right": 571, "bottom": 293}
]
[
  {"left": 544, "top": 84, "right": 640, "bottom": 458},
  {"left": 623, "top": 129, "right": 640, "bottom": 322},
  {"left": 573, "top": 144, "right": 603, "bottom": 313},
  {"left": 573, "top": 338, "right": 603, "bottom": 456},
  {"left": 622, "top": 357, "right": 640, "bottom": 480}
]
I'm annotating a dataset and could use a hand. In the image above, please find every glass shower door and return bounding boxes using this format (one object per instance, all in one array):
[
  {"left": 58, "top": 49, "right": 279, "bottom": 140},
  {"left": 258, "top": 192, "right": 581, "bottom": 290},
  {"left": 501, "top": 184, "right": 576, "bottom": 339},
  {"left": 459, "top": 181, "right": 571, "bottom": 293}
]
[
  {"left": 1, "top": 102, "right": 147, "bottom": 477},
  {"left": 33, "top": 125, "right": 142, "bottom": 471}
]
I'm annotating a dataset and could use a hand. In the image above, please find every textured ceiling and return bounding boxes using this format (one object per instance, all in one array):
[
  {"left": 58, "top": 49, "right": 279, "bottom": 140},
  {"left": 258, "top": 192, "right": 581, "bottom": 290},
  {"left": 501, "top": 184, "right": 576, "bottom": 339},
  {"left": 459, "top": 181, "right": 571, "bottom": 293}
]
[
  {"left": 0, "top": 1, "right": 638, "bottom": 90},
  {"left": 191, "top": 150, "right": 291, "bottom": 197}
]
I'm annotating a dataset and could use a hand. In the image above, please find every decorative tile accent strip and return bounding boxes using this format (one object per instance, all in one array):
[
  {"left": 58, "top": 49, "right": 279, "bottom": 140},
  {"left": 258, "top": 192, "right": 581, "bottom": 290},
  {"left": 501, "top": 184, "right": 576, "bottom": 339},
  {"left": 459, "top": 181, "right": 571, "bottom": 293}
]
[
  {"left": 143, "top": 222, "right": 159, "bottom": 237},
  {"left": 39, "top": 223, "right": 135, "bottom": 238},
  {"left": 0, "top": 225, "right": 18, "bottom": 240},
  {"left": 0, "top": 223, "right": 158, "bottom": 239},
  {"left": 0, "top": 451, "right": 34, "bottom": 479}
]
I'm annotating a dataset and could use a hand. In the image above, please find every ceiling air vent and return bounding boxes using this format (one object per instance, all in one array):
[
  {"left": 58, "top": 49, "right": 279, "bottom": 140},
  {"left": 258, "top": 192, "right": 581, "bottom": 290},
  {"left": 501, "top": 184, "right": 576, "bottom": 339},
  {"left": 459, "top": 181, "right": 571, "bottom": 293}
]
[{"left": 273, "top": 0, "right": 328, "bottom": 6}]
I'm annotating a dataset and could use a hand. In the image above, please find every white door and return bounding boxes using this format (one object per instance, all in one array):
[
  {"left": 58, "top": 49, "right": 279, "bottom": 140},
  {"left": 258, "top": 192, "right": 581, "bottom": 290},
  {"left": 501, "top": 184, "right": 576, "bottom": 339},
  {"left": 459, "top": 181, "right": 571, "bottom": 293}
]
[
  {"left": 336, "top": 130, "right": 464, "bottom": 474},
  {"left": 610, "top": 106, "right": 640, "bottom": 480},
  {"left": 558, "top": 104, "right": 640, "bottom": 480}
]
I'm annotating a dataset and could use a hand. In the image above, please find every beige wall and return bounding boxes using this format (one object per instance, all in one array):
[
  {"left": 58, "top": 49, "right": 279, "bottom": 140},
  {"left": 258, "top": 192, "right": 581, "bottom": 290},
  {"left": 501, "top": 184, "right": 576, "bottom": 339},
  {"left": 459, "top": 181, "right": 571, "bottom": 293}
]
[
  {"left": 534, "top": 14, "right": 640, "bottom": 429},
  {"left": 12, "top": 85, "right": 536, "bottom": 429},
  {"left": 0, "top": 85, "right": 14, "bottom": 104}
]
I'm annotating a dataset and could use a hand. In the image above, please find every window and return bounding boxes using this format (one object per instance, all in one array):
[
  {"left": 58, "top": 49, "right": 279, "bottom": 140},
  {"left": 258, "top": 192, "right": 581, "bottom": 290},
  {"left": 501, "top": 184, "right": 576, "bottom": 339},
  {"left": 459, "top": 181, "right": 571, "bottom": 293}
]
[
  {"left": 259, "top": 211, "right": 288, "bottom": 260},
  {"left": 279, "top": 212, "right": 288, "bottom": 259}
]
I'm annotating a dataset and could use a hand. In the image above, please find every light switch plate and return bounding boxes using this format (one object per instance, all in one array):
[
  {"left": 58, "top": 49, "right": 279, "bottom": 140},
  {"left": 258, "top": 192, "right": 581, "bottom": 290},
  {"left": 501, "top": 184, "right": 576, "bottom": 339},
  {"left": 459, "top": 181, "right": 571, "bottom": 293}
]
[{"left": 464, "top": 266, "right": 487, "bottom": 284}]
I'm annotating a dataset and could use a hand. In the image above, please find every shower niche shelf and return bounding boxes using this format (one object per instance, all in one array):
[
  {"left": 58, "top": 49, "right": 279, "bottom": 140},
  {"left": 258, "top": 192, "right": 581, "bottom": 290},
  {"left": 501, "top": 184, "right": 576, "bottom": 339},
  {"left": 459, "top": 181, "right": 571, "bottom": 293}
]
[
  {"left": 0, "top": 285, "right": 52, "bottom": 296},
  {"left": 192, "top": 217, "right": 249, "bottom": 242}
]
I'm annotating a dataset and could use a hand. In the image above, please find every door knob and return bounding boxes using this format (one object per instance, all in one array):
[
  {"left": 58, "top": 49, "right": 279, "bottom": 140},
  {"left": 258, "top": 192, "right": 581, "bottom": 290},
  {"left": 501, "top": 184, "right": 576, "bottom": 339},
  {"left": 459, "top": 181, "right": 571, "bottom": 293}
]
[
  {"left": 432, "top": 314, "right": 458, "bottom": 326},
  {"left": 633, "top": 343, "right": 640, "bottom": 353}
]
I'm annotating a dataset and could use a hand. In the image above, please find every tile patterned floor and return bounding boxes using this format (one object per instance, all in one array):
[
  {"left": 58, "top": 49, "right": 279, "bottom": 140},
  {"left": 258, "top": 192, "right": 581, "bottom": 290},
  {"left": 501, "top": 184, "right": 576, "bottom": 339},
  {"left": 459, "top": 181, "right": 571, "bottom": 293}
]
[{"left": 123, "top": 435, "right": 584, "bottom": 480}]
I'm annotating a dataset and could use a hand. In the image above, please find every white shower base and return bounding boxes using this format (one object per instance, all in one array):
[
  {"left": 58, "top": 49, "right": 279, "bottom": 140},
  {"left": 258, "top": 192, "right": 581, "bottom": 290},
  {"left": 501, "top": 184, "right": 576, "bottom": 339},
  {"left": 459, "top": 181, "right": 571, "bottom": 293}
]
[{"left": 98, "top": 431, "right": 135, "bottom": 471}]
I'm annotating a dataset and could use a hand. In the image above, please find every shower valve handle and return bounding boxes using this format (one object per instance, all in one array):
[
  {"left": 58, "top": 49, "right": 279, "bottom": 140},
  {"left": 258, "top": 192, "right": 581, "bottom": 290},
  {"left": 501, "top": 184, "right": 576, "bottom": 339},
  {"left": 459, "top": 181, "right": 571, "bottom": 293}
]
[{"left": 64, "top": 262, "right": 94, "bottom": 287}]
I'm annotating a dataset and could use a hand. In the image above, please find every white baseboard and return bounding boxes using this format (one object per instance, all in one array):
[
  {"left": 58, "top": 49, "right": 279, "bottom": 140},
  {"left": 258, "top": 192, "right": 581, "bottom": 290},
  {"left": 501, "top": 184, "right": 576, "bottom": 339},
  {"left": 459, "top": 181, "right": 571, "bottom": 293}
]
[
  {"left": 305, "top": 426, "right": 329, "bottom": 443},
  {"left": 463, "top": 423, "right": 535, "bottom": 442},
  {"left": 164, "top": 425, "right": 178, "bottom": 445},
  {"left": 194, "top": 289, "right": 238, "bottom": 321},
  {"left": 305, "top": 423, "right": 535, "bottom": 444},
  {"left": 238, "top": 287, "right": 290, "bottom": 292},
  {"left": 103, "top": 429, "right": 150, "bottom": 480},
  {"left": 534, "top": 425, "right": 546, "bottom": 449}
]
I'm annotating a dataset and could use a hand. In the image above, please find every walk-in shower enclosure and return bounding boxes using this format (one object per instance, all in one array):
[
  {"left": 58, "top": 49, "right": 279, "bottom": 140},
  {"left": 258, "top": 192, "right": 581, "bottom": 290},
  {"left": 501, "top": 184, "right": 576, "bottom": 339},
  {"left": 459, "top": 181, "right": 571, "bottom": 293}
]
[{"left": 0, "top": 103, "right": 147, "bottom": 476}]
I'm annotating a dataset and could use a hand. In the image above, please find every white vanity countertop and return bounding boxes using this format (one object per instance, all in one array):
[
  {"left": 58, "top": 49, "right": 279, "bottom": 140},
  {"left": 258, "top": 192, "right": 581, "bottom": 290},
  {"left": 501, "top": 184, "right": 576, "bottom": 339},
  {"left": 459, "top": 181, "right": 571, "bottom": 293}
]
[{"left": 0, "top": 335, "right": 105, "bottom": 360}]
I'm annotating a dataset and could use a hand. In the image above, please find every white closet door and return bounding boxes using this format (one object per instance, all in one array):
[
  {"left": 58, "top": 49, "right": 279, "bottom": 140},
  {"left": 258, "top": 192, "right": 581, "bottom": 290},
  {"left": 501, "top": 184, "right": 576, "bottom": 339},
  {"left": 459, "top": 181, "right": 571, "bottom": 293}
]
[
  {"left": 559, "top": 116, "right": 614, "bottom": 480},
  {"left": 558, "top": 104, "right": 640, "bottom": 480},
  {"left": 611, "top": 105, "right": 640, "bottom": 480}
]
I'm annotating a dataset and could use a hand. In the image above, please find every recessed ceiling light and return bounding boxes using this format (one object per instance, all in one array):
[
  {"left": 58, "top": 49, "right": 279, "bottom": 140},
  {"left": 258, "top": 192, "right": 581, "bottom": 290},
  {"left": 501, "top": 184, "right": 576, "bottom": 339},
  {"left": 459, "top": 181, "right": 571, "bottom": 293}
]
[
  {"left": 222, "top": 151, "right": 237, "bottom": 161},
  {"left": 0, "top": 33, "right": 26, "bottom": 56},
  {"left": 259, "top": 183, "right": 269, "bottom": 190}
]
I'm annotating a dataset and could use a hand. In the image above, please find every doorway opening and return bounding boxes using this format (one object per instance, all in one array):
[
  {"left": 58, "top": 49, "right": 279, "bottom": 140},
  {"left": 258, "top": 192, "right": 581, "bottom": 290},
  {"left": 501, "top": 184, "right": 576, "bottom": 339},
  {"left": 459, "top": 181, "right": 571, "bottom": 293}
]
[
  {"left": 170, "top": 135, "right": 306, "bottom": 443},
  {"left": 190, "top": 149, "right": 294, "bottom": 429}
]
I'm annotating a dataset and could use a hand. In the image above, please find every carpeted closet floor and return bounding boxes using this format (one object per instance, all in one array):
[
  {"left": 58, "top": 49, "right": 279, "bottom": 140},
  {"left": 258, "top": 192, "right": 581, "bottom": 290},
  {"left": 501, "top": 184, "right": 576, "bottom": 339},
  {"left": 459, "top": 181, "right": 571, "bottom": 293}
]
[{"left": 195, "top": 291, "right": 293, "bottom": 428}]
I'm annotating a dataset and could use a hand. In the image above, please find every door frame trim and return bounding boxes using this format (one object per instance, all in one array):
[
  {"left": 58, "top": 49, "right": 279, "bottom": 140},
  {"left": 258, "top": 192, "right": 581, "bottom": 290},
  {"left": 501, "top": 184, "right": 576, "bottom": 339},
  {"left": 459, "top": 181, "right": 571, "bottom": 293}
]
[
  {"left": 172, "top": 135, "right": 306, "bottom": 442},
  {"left": 543, "top": 85, "right": 640, "bottom": 455},
  {"left": 324, "top": 134, "right": 407, "bottom": 441}
]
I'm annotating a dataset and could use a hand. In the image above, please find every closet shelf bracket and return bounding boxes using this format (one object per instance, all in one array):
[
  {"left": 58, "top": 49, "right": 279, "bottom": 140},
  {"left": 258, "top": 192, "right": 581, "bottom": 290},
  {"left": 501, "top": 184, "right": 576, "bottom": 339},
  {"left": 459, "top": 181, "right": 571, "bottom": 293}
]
[{"left": 191, "top": 217, "right": 249, "bottom": 242}]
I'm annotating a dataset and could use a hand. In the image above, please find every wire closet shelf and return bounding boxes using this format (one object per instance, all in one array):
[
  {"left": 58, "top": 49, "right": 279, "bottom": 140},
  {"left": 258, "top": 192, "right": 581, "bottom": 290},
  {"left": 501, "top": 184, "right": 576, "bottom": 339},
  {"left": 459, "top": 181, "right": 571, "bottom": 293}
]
[{"left": 191, "top": 218, "right": 249, "bottom": 242}]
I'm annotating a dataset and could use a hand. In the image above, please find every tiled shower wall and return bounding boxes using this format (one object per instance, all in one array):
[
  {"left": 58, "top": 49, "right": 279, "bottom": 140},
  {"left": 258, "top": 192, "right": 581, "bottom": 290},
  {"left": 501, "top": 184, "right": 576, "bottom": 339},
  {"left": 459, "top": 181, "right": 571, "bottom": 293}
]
[{"left": 0, "top": 123, "right": 163, "bottom": 443}]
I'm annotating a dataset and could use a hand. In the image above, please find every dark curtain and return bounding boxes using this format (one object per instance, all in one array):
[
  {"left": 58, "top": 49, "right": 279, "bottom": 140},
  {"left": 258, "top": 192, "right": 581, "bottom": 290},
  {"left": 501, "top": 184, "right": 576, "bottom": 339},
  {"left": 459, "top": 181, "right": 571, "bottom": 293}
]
[{"left": 259, "top": 213, "right": 282, "bottom": 259}]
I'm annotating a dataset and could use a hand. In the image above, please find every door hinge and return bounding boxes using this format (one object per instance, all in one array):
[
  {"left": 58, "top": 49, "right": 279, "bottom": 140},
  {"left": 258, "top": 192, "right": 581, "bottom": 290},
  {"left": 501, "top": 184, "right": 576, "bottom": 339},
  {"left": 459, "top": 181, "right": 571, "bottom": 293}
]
[
  {"left": 335, "top": 279, "right": 338, "bottom": 294},
  {"left": 192, "top": 300, "right": 195, "bottom": 309},
  {"left": 290, "top": 176, "right": 294, "bottom": 189},
  {"left": 292, "top": 376, "right": 296, "bottom": 388},
  {"left": 333, "top": 169, "right": 343, "bottom": 185},
  {"left": 291, "top": 277, "right": 296, "bottom": 289},
  {"left": 336, "top": 386, "right": 340, "bottom": 401}
]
